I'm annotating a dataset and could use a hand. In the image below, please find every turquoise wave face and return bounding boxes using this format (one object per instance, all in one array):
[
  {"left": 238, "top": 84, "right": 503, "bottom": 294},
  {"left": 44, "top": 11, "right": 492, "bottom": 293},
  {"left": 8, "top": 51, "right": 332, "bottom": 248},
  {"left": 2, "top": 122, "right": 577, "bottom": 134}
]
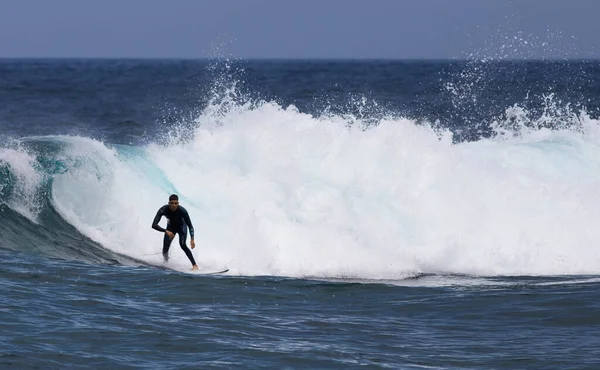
[
  {"left": 0, "top": 136, "right": 161, "bottom": 265},
  {"left": 113, "top": 144, "right": 179, "bottom": 196},
  {"left": 0, "top": 136, "right": 178, "bottom": 204}
]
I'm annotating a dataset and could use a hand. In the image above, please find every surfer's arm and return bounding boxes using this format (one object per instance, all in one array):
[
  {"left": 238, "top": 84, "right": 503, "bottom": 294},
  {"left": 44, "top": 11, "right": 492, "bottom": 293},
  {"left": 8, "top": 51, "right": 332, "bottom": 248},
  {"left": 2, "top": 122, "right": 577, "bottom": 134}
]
[
  {"left": 151, "top": 206, "right": 166, "bottom": 233},
  {"left": 182, "top": 208, "right": 195, "bottom": 239}
]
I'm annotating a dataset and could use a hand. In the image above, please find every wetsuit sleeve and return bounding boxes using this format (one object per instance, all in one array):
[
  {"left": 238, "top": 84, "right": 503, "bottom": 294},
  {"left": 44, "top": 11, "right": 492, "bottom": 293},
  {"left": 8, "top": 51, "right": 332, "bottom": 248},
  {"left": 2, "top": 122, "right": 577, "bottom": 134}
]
[
  {"left": 152, "top": 206, "right": 167, "bottom": 233},
  {"left": 181, "top": 207, "right": 195, "bottom": 239}
]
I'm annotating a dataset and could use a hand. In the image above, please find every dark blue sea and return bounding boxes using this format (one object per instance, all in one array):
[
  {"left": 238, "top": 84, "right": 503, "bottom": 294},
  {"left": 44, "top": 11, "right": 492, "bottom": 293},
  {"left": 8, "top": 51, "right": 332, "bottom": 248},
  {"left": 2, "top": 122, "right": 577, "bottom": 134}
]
[{"left": 2, "top": 58, "right": 600, "bottom": 369}]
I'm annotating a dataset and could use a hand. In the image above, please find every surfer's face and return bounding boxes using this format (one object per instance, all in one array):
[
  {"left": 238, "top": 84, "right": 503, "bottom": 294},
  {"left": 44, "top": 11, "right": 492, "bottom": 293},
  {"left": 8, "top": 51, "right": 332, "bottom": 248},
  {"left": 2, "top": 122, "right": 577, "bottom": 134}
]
[{"left": 168, "top": 200, "right": 179, "bottom": 211}]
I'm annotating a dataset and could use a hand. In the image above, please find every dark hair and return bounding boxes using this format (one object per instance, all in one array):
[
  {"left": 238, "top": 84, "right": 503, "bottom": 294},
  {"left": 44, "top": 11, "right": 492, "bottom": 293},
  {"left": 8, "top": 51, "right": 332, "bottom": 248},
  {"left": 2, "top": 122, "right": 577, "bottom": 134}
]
[{"left": 169, "top": 194, "right": 179, "bottom": 201}]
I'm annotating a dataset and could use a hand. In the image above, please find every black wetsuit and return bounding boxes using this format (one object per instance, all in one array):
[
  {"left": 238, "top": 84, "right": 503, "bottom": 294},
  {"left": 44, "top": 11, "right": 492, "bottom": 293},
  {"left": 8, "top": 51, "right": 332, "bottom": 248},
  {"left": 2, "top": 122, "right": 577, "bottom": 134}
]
[{"left": 151, "top": 205, "right": 196, "bottom": 266}]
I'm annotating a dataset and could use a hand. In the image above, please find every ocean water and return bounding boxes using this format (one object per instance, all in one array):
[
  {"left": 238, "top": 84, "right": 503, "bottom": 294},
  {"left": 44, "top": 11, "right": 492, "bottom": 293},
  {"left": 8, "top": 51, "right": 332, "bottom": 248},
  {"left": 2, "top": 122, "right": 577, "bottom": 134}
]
[{"left": 2, "top": 58, "right": 600, "bottom": 369}]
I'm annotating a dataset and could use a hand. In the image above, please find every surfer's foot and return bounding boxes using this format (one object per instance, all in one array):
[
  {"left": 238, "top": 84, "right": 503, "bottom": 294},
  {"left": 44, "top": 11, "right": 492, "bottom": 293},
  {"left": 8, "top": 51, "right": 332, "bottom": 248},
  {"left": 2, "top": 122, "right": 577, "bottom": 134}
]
[{"left": 192, "top": 265, "right": 199, "bottom": 270}]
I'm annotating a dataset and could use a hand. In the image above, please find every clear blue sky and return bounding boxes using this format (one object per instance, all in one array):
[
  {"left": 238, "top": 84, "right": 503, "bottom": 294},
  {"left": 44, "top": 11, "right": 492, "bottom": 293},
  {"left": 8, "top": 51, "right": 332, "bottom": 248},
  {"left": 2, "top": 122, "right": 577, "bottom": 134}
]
[{"left": 0, "top": 0, "right": 597, "bottom": 59}]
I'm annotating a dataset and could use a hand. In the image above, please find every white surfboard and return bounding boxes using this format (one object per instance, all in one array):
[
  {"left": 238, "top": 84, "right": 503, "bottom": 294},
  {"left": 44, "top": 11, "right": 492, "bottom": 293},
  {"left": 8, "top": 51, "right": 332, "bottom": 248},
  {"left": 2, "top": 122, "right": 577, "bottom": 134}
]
[
  {"left": 189, "top": 267, "right": 229, "bottom": 275},
  {"left": 149, "top": 262, "right": 229, "bottom": 275}
]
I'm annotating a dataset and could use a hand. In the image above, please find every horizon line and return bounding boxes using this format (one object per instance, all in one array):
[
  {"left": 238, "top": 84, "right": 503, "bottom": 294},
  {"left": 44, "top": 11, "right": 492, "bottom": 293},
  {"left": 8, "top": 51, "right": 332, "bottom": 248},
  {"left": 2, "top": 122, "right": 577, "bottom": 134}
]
[{"left": 0, "top": 56, "right": 598, "bottom": 62}]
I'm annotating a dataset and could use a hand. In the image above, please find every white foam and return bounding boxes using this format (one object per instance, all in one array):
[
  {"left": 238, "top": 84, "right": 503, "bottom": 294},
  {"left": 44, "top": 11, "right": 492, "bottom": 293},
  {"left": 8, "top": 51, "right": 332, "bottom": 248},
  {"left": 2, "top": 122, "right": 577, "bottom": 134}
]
[{"left": 45, "top": 100, "right": 600, "bottom": 278}]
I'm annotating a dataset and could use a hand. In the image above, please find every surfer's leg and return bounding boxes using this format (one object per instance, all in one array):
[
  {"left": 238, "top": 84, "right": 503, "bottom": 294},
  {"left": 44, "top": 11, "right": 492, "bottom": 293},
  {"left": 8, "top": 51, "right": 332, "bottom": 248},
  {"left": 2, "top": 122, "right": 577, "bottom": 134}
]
[
  {"left": 177, "top": 226, "right": 197, "bottom": 266},
  {"left": 162, "top": 232, "right": 174, "bottom": 262}
]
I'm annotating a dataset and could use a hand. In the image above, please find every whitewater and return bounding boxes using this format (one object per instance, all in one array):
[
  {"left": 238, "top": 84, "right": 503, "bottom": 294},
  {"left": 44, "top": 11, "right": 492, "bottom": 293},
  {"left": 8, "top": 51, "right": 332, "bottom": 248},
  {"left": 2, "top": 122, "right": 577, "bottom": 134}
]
[{"left": 3, "top": 97, "right": 600, "bottom": 280}]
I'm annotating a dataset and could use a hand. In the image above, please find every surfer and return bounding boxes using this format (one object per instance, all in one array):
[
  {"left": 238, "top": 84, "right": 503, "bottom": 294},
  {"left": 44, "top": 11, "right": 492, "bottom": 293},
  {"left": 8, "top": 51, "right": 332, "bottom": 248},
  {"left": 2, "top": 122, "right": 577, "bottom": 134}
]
[{"left": 151, "top": 194, "right": 198, "bottom": 270}]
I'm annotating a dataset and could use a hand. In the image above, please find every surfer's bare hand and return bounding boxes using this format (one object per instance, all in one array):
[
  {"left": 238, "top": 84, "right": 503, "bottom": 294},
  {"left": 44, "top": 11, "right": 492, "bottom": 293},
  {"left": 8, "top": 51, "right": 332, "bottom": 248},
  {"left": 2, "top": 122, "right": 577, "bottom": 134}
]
[
  {"left": 190, "top": 239, "right": 195, "bottom": 249},
  {"left": 165, "top": 231, "right": 174, "bottom": 239}
]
